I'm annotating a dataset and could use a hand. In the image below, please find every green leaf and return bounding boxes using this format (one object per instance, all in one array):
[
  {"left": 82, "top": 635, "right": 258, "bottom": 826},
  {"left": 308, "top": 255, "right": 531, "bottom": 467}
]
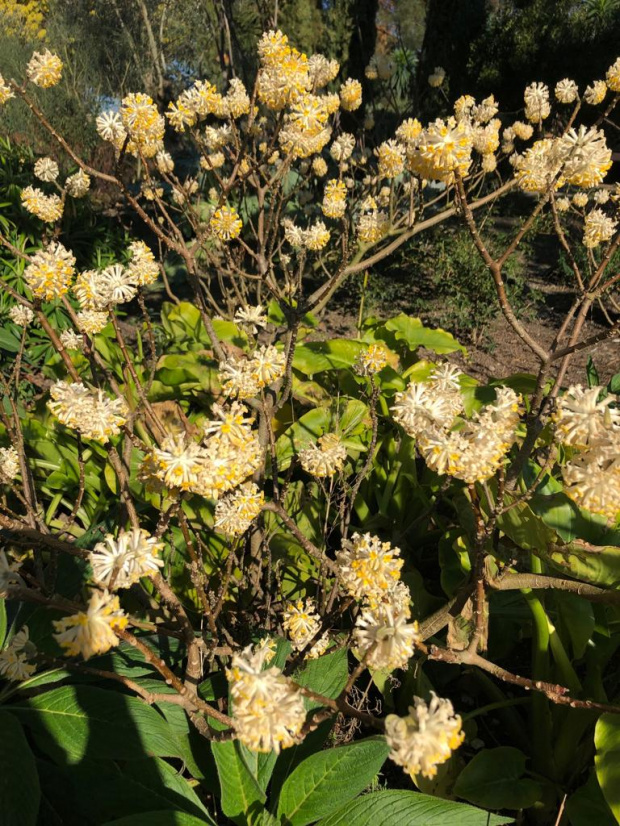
[
  {"left": 317, "top": 790, "right": 514, "bottom": 825},
  {"left": 292, "top": 340, "right": 367, "bottom": 375},
  {"left": 0, "top": 327, "right": 21, "bottom": 352},
  {"left": 12, "top": 684, "right": 182, "bottom": 764},
  {"left": 104, "top": 814, "right": 210, "bottom": 826},
  {"left": 212, "top": 738, "right": 266, "bottom": 825},
  {"left": 382, "top": 314, "right": 466, "bottom": 354},
  {"left": 453, "top": 747, "right": 541, "bottom": 810},
  {"left": 566, "top": 771, "right": 616, "bottom": 826},
  {"left": 293, "top": 647, "right": 349, "bottom": 711},
  {"left": 557, "top": 593, "right": 595, "bottom": 659},
  {"left": 586, "top": 356, "right": 600, "bottom": 389},
  {"left": 277, "top": 736, "right": 390, "bottom": 826},
  {"left": 0, "top": 711, "right": 40, "bottom": 826},
  {"left": 595, "top": 713, "right": 620, "bottom": 820}
]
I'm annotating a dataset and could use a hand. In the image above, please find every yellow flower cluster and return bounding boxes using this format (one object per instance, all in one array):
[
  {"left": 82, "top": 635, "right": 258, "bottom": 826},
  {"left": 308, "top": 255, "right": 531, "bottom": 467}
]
[
  {"left": 214, "top": 481, "right": 264, "bottom": 536},
  {"left": 0, "top": 626, "right": 36, "bottom": 682},
  {"left": 282, "top": 599, "right": 330, "bottom": 659},
  {"left": 210, "top": 205, "right": 242, "bottom": 241},
  {"left": 583, "top": 208, "right": 617, "bottom": 248},
  {"left": 219, "top": 345, "right": 286, "bottom": 399},
  {"left": 321, "top": 179, "right": 347, "bottom": 218},
  {"left": 53, "top": 591, "right": 128, "bottom": 660},
  {"left": 23, "top": 242, "right": 75, "bottom": 301},
  {"left": 21, "top": 185, "right": 63, "bottom": 223},
  {"left": 385, "top": 693, "right": 465, "bottom": 779},
  {"left": 89, "top": 528, "right": 164, "bottom": 590},
  {"left": 121, "top": 92, "right": 165, "bottom": 158},
  {"left": 26, "top": 49, "right": 62, "bottom": 87},
  {"left": 299, "top": 433, "right": 347, "bottom": 477},
  {"left": 48, "top": 381, "right": 128, "bottom": 443},
  {"left": 257, "top": 29, "right": 310, "bottom": 110}
]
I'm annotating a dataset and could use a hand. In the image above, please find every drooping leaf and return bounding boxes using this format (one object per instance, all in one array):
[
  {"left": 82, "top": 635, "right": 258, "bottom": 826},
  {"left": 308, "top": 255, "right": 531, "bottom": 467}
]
[
  {"left": 595, "top": 713, "right": 620, "bottom": 820},
  {"left": 292, "top": 340, "right": 367, "bottom": 375},
  {"left": 277, "top": 736, "right": 390, "bottom": 826},
  {"left": 0, "top": 711, "right": 40, "bottom": 826},
  {"left": 317, "top": 790, "right": 514, "bottom": 825},
  {"left": 12, "top": 684, "right": 182, "bottom": 764},
  {"left": 381, "top": 314, "right": 466, "bottom": 354},
  {"left": 566, "top": 771, "right": 616, "bottom": 826},
  {"left": 453, "top": 747, "right": 541, "bottom": 810},
  {"left": 293, "top": 647, "right": 349, "bottom": 711},
  {"left": 212, "top": 738, "right": 266, "bottom": 825}
]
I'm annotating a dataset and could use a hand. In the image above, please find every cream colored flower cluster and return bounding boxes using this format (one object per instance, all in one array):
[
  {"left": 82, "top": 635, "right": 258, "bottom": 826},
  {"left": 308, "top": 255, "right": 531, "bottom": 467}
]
[
  {"left": 282, "top": 599, "right": 330, "bottom": 659},
  {"left": 53, "top": 591, "right": 128, "bottom": 660},
  {"left": 554, "top": 385, "right": 620, "bottom": 522},
  {"left": 0, "top": 446, "right": 20, "bottom": 483},
  {"left": 299, "top": 433, "right": 347, "bottom": 478},
  {"left": 214, "top": 482, "right": 264, "bottom": 536},
  {"left": 353, "top": 604, "right": 420, "bottom": 671},
  {"left": 583, "top": 208, "right": 617, "bottom": 248},
  {"left": 385, "top": 693, "right": 465, "bottom": 779},
  {"left": 26, "top": 49, "right": 63, "bottom": 88},
  {"left": 21, "top": 185, "right": 63, "bottom": 223},
  {"left": 354, "top": 343, "right": 389, "bottom": 376},
  {"left": 0, "top": 626, "right": 36, "bottom": 682},
  {"left": 357, "top": 197, "right": 389, "bottom": 243},
  {"left": 227, "top": 640, "right": 306, "bottom": 753},
  {"left": 219, "top": 345, "right": 286, "bottom": 399},
  {"left": 89, "top": 528, "right": 164, "bottom": 590},
  {"left": 48, "top": 381, "right": 128, "bottom": 443},
  {"left": 147, "top": 402, "right": 261, "bottom": 500},
  {"left": 393, "top": 365, "right": 522, "bottom": 484},
  {"left": 336, "top": 532, "right": 404, "bottom": 605},
  {"left": 321, "top": 178, "right": 347, "bottom": 219},
  {"left": 23, "top": 242, "right": 75, "bottom": 301},
  {"left": 74, "top": 258, "right": 143, "bottom": 310},
  {"left": 8, "top": 304, "right": 34, "bottom": 327}
]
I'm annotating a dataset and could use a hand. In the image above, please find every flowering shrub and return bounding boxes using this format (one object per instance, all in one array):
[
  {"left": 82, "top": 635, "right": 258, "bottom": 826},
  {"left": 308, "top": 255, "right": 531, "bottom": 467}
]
[{"left": 1, "top": 30, "right": 620, "bottom": 826}]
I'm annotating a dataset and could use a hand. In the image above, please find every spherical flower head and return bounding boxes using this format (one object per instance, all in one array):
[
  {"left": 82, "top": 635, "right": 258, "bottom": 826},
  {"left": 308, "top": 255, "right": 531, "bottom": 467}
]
[
  {"left": 0, "top": 75, "right": 14, "bottom": 105},
  {"left": 606, "top": 58, "right": 620, "bottom": 92},
  {"left": 227, "top": 641, "right": 306, "bottom": 753},
  {"left": 234, "top": 304, "right": 268, "bottom": 334},
  {"left": 512, "top": 120, "right": 534, "bottom": 141},
  {"left": 428, "top": 66, "right": 446, "bottom": 88},
  {"left": 514, "top": 139, "right": 563, "bottom": 194},
  {"left": 357, "top": 203, "right": 389, "bottom": 243},
  {"left": 340, "top": 78, "right": 362, "bottom": 111},
  {"left": 312, "top": 156, "right": 328, "bottom": 177},
  {"left": 128, "top": 240, "right": 159, "bottom": 286},
  {"left": 472, "top": 95, "right": 498, "bottom": 124},
  {"left": 24, "top": 242, "right": 75, "bottom": 301},
  {"left": 392, "top": 379, "right": 461, "bottom": 437},
  {"left": 562, "top": 437, "right": 620, "bottom": 523},
  {"left": 34, "top": 157, "right": 59, "bottom": 182},
  {"left": 200, "top": 151, "right": 226, "bottom": 171},
  {"left": 418, "top": 118, "right": 473, "bottom": 181},
  {"left": 121, "top": 92, "right": 165, "bottom": 157},
  {"left": 559, "top": 126, "right": 613, "bottom": 188},
  {"left": 282, "top": 599, "right": 329, "bottom": 659},
  {"left": 89, "top": 528, "right": 164, "bottom": 590},
  {"left": 21, "top": 186, "right": 63, "bottom": 223},
  {"left": 554, "top": 385, "right": 620, "bottom": 448},
  {"left": 594, "top": 189, "right": 610, "bottom": 204},
  {"left": 27, "top": 49, "right": 63, "bottom": 88},
  {"left": 76, "top": 310, "right": 108, "bottom": 335},
  {"left": 250, "top": 344, "right": 286, "bottom": 386},
  {"left": 53, "top": 591, "right": 128, "bottom": 660},
  {"left": 555, "top": 196, "right": 571, "bottom": 212},
  {"left": 303, "top": 220, "right": 331, "bottom": 251},
  {"left": 0, "top": 446, "right": 19, "bottom": 484},
  {"left": 219, "top": 355, "right": 262, "bottom": 400},
  {"left": 48, "top": 381, "right": 128, "bottom": 443},
  {"left": 377, "top": 139, "right": 406, "bottom": 179},
  {"left": 354, "top": 605, "right": 420, "bottom": 671},
  {"left": 385, "top": 693, "right": 464, "bottom": 779},
  {"left": 214, "top": 482, "right": 264, "bottom": 536},
  {"left": 59, "top": 329, "right": 83, "bottom": 351},
  {"left": 156, "top": 150, "right": 175, "bottom": 175},
  {"left": 584, "top": 80, "right": 607, "bottom": 106},
  {"left": 396, "top": 118, "right": 423, "bottom": 143},
  {"left": 555, "top": 78, "right": 578, "bottom": 104},
  {"left": 0, "top": 625, "right": 36, "bottom": 682},
  {"left": 152, "top": 433, "right": 207, "bottom": 491},
  {"left": 330, "top": 133, "right": 355, "bottom": 162},
  {"left": 336, "top": 532, "right": 403, "bottom": 603},
  {"left": 211, "top": 205, "right": 242, "bottom": 241},
  {"left": 583, "top": 208, "right": 617, "bottom": 248},
  {"left": 524, "top": 82, "right": 550, "bottom": 122},
  {"left": 572, "top": 191, "right": 589, "bottom": 208},
  {"left": 322, "top": 179, "right": 347, "bottom": 219},
  {"left": 300, "top": 433, "right": 347, "bottom": 477},
  {"left": 0, "top": 550, "right": 24, "bottom": 597},
  {"left": 9, "top": 304, "right": 34, "bottom": 327},
  {"left": 354, "top": 343, "right": 389, "bottom": 376},
  {"left": 66, "top": 169, "right": 91, "bottom": 198},
  {"left": 96, "top": 110, "right": 126, "bottom": 144}
]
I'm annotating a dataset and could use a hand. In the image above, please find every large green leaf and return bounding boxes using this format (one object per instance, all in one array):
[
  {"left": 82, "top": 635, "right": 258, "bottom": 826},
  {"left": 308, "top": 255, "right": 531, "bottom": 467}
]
[
  {"left": 293, "top": 647, "right": 349, "bottom": 711},
  {"left": 595, "top": 713, "right": 620, "bottom": 820},
  {"left": 104, "top": 814, "right": 210, "bottom": 826},
  {"left": 381, "top": 314, "right": 466, "bottom": 354},
  {"left": 453, "top": 747, "right": 541, "bottom": 810},
  {"left": 12, "top": 685, "right": 182, "bottom": 764},
  {"left": 317, "top": 790, "right": 514, "bottom": 825},
  {"left": 0, "top": 711, "right": 40, "bottom": 826},
  {"left": 292, "top": 340, "right": 367, "bottom": 375},
  {"left": 212, "top": 738, "right": 266, "bottom": 825},
  {"left": 566, "top": 771, "right": 616, "bottom": 826},
  {"left": 37, "top": 756, "right": 213, "bottom": 824},
  {"left": 276, "top": 736, "right": 390, "bottom": 826}
]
